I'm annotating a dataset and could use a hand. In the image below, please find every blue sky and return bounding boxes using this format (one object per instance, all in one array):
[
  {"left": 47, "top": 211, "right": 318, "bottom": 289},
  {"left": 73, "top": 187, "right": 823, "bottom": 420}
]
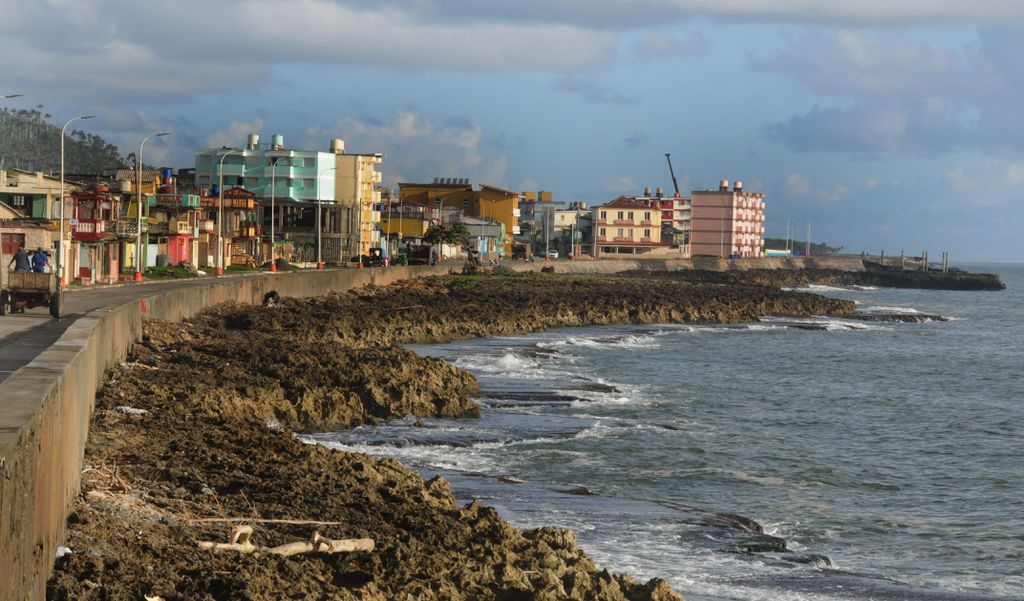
[{"left": 4, "top": 1, "right": 1024, "bottom": 261}]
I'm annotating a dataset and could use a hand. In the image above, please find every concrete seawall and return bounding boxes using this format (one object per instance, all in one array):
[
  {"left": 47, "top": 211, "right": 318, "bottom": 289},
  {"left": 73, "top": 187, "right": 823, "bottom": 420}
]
[
  {"left": 0, "top": 257, "right": 866, "bottom": 599},
  {"left": 0, "top": 265, "right": 450, "bottom": 601}
]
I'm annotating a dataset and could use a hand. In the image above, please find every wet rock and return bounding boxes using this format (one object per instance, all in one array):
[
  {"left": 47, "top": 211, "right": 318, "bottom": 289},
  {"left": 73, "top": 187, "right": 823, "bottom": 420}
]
[
  {"left": 702, "top": 512, "right": 764, "bottom": 533},
  {"left": 732, "top": 534, "right": 789, "bottom": 554}
]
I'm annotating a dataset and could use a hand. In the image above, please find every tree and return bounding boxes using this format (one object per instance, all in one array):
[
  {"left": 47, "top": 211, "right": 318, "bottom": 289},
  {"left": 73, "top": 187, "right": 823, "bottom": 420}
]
[{"left": 423, "top": 223, "right": 471, "bottom": 259}]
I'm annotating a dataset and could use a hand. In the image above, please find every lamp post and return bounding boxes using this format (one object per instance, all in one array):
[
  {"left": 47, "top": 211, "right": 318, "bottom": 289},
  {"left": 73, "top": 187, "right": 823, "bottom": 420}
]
[
  {"left": 267, "top": 156, "right": 289, "bottom": 272},
  {"left": 216, "top": 148, "right": 242, "bottom": 276},
  {"left": 136, "top": 131, "right": 170, "bottom": 281},
  {"left": 315, "top": 166, "right": 336, "bottom": 269},
  {"left": 59, "top": 114, "right": 95, "bottom": 289},
  {"left": 805, "top": 217, "right": 813, "bottom": 257}
]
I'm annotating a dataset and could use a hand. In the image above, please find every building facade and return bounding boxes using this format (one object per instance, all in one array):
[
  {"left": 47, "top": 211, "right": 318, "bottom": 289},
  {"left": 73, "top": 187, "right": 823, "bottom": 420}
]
[
  {"left": 689, "top": 180, "right": 766, "bottom": 258},
  {"left": 196, "top": 134, "right": 381, "bottom": 263},
  {"left": 592, "top": 196, "right": 666, "bottom": 256}
]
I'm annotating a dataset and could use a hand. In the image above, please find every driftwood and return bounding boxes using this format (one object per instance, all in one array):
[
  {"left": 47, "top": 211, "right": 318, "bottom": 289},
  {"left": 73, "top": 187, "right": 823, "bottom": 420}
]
[{"left": 197, "top": 525, "right": 374, "bottom": 556}]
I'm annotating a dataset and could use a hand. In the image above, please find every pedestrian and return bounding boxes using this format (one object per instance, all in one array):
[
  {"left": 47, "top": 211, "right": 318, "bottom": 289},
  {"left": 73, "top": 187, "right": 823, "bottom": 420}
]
[
  {"left": 8, "top": 246, "right": 31, "bottom": 272},
  {"left": 32, "top": 247, "right": 49, "bottom": 273}
]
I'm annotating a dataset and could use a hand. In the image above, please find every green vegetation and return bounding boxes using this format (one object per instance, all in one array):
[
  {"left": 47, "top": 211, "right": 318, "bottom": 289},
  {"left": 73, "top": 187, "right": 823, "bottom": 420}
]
[
  {"left": 763, "top": 238, "right": 844, "bottom": 256},
  {"left": 0, "top": 108, "right": 126, "bottom": 173},
  {"left": 143, "top": 265, "right": 198, "bottom": 280},
  {"left": 423, "top": 223, "right": 471, "bottom": 249}
]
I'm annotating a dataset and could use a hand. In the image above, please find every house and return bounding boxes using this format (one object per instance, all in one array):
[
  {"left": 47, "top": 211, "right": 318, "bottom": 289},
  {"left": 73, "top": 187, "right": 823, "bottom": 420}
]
[
  {"left": 397, "top": 179, "right": 520, "bottom": 257},
  {"left": 592, "top": 196, "right": 668, "bottom": 257},
  {"left": 689, "top": 180, "right": 765, "bottom": 258},
  {"left": 195, "top": 134, "right": 380, "bottom": 264},
  {"left": 69, "top": 184, "right": 133, "bottom": 284},
  {"left": 199, "top": 186, "right": 259, "bottom": 269}
]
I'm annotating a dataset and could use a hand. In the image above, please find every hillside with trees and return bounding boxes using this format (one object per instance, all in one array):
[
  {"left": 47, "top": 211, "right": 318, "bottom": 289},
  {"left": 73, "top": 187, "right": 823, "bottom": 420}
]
[
  {"left": 0, "top": 108, "right": 125, "bottom": 174},
  {"left": 763, "top": 237, "right": 844, "bottom": 256}
]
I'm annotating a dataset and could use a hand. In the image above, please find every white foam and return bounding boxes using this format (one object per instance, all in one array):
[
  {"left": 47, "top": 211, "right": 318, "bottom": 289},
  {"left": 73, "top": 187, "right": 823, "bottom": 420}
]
[
  {"left": 862, "top": 305, "right": 922, "bottom": 314},
  {"left": 538, "top": 333, "right": 659, "bottom": 350}
]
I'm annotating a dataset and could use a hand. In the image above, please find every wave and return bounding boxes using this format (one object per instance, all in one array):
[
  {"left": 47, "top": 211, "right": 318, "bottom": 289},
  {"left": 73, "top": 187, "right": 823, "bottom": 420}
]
[{"left": 537, "top": 333, "right": 659, "bottom": 350}]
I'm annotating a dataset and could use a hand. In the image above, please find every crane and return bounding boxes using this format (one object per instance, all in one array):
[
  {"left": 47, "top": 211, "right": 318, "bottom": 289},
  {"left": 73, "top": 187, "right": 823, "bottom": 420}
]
[{"left": 665, "top": 153, "right": 680, "bottom": 197}]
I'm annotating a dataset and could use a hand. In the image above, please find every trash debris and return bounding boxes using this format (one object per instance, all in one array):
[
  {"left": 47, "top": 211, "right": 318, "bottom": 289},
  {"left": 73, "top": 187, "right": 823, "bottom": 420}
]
[
  {"left": 262, "top": 290, "right": 281, "bottom": 308},
  {"left": 114, "top": 406, "right": 149, "bottom": 416},
  {"left": 55, "top": 546, "right": 72, "bottom": 558},
  {"left": 197, "top": 525, "right": 374, "bottom": 556}
]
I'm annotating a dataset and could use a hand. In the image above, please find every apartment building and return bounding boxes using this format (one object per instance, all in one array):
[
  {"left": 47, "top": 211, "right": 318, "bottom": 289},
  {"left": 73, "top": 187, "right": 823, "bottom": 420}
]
[
  {"left": 690, "top": 180, "right": 766, "bottom": 258},
  {"left": 592, "top": 196, "right": 665, "bottom": 256}
]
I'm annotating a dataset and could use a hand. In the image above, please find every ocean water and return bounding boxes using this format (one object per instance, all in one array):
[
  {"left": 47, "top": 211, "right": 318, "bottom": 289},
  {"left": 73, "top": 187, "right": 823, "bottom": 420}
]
[{"left": 306, "top": 264, "right": 1023, "bottom": 601}]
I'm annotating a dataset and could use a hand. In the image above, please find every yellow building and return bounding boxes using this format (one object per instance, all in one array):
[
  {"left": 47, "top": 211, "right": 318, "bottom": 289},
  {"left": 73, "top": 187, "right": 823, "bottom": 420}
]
[
  {"left": 333, "top": 140, "right": 383, "bottom": 257},
  {"left": 397, "top": 179, "right": 519, "bottom": 256},
  {"left": 593, "top": 196, "right": 666, "bottom": 256}
]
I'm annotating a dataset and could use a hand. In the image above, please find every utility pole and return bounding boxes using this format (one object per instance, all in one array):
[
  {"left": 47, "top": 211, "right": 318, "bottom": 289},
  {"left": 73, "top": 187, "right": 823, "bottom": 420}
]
[{"left": 805, "top": 218, "right": 812, "bottom": 257}]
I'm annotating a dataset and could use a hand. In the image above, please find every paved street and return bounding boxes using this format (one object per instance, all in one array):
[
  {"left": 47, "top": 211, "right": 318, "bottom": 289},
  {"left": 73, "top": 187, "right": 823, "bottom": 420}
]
[{"left": 0, "top": 273, "right": 268, "bottom": 384}]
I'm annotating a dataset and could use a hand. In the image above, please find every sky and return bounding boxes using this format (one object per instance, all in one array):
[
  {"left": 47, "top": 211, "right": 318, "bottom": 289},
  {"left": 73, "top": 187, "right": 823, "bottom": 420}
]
[{"left": 4, "top": 1, "right": 1024, "bottom": 261}]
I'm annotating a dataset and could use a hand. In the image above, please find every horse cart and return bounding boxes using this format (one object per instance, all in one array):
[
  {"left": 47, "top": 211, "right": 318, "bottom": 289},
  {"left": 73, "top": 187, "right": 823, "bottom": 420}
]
[{"left": 0, "top": 271, "right": 63, "bottom": 318}]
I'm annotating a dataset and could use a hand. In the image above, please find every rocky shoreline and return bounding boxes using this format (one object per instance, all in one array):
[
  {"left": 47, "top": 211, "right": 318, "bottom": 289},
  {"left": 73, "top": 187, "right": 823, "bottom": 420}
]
[{"left": 48, "top": 272, "right": 856, "bottom": 600}]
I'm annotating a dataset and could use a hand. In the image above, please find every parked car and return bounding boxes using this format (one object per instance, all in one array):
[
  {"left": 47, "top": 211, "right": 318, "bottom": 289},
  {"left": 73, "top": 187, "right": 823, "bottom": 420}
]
[{"left": 546, "top": 250, "right": 559, "bottom": 259}]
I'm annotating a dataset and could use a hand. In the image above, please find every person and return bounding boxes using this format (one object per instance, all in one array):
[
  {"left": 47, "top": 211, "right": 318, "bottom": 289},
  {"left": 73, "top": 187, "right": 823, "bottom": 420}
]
[
  {"left": 32, "top": 247, "right": 49, "bottom": 273},
  {"left": 8, "top": 246, "right": 31, "bottom": 272}
]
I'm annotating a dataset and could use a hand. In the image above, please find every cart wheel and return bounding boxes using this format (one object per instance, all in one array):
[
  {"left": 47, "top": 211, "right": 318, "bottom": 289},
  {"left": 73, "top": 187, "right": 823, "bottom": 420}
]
[
  {"left": 49, "top": 289, "right": 63, "bottom": 319},
  {"left": 0, "top": 290, "right": 9, "bottom": 316}
]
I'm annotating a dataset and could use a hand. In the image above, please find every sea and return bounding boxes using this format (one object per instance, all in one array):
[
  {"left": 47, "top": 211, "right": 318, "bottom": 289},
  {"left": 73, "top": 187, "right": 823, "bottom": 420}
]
[{"left": 304, "top": 263, "right": 1023, "bottom": 601}]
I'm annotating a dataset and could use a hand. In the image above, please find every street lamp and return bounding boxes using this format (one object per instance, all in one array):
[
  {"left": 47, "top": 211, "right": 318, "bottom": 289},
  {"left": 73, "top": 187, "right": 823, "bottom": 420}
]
[
  {"left": 59, "top": 114, "right": 95, "bottom": 289},
  {"left": 805, "top": 217, "right": 813, "bottom": 257},
  {"left": 136, "top": 131, "right": 170, "bottom": 281},
  {"left": 267, "top": 156, "right": 289, "bottom": 272},
  {"left": 315, "top": 166, "right": 336, "bottom": 269},
  {"left": 216, "top": 148, "right": 243, "bottom": 276}
]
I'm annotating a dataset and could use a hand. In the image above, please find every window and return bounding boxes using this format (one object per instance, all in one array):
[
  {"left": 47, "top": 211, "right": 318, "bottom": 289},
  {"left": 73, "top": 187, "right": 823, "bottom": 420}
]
[
  {"left": 628, "top": 211, "right": 634, "bottom": 220},
  {"left": 245, "top": 156, "right": 262, "bottom": 167},
  {"left": 617, "top": 211, "right": 624, "bottom": 219},
  {"left": 303, "top": 157, "right": 315, "bottom": 168},
  {"left": 617, "top": 228, "right": 624, "bottom": 237},
  {"left": 198, "top": 176, "right": 210, "bottom": 186},
  {"left": 12, "top": 194, "right": 25, "bottom": 207},
  {"left": 644, "top": 212, "right": 650, "bottom": 221},
  {"left": 197, "top": 154, "right": 212, "bottom": 165},
  {"left": 463, "top": 199, "right": 469, "bottom": 209},
  {"left": 303, "top": 178, "right": 315, "bottom": 189},
  {"left": 599, "top": 227, "right": 606, "bottom": 236},
  {"left": 644, "top": 229, "right": 651, "bottom": 238},
  {"left": 600, "top": 211, "right": 607, "bottom": 219},
  {"left": 245, "top": 177, "right": 258, "bottom": 187}
]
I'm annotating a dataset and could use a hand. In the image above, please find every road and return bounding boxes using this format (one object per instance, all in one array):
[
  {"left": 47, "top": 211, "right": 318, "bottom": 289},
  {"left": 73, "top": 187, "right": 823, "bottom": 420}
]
[{"left": 0, "top": 274, "right": 267, "bottom": 384}]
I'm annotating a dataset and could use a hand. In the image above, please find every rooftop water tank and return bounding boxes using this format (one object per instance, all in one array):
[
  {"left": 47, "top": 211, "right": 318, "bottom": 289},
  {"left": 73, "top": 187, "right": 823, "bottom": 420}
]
[
  {"left": 247, "top": 133, "right": 260, "bottom": 150},
  {"left": 271, "top": 134, "right": 284, "bottom": 150},
  {"left": 330, "top": 138, "right": 345, "bottom": 154}
]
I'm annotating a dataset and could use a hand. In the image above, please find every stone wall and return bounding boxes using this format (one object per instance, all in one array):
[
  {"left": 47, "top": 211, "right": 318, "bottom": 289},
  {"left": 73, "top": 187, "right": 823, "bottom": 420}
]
[{"left": 0, "top": 265, "right": 450, "bottom": 601}]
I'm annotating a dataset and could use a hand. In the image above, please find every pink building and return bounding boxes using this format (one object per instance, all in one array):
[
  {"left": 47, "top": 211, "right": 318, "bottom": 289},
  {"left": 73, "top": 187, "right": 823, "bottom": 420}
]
[{"left": 690, "top": 180, "right": 765, "bottom": 258}]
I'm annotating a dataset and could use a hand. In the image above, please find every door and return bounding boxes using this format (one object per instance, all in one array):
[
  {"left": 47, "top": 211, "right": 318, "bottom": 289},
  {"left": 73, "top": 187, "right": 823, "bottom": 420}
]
[{"left": 2, "top": 233, "right": 25, "bottom": 255}]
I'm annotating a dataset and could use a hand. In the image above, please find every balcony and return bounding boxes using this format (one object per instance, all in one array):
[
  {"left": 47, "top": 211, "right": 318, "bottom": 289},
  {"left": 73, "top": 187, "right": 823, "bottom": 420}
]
[
  {"left": 199, "top": 220, "right": 215, "bottom": 232},
  {"left": 114, "top": 219, "right": 139, "bottom": 238},
  {"left": 150, "top": 193, "right": 201, "bottom": 208},
  {"left": 72, "top": 218, "right": 109, "bottom": 242}
]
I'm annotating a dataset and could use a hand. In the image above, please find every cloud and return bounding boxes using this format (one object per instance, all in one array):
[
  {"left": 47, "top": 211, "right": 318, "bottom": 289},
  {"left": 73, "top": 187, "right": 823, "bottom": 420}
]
[
  {"left": 759, "top": 27, "right": 1024, "bottom": 157},
  {"left": 603, "top": 176, "right": 637, "bottom": 194},
  {"left": 300, "top": 111, "right": 508, "bottom": 189},
  {"left": 553, "top": 74, "right": 639, "bottom": 105},
  {"left": 623, "top": 133, "right": 649, "bottom": 148},
  {"left": 785, "top": 172, "right": 848, "bottom": 203},
  {"left": 205, "top": 119, "right": 266, "bottom": 150},
  {"left": 632, "top": 30, "right": 711, "bottom": 57},
  {"left": 945, "top": 160, "right": 1024, "bottom": 207}
]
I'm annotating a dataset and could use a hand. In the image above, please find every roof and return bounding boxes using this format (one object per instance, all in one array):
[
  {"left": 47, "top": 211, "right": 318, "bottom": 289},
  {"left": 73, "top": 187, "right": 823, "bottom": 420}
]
[
  {"left": 114, "top": 168, "right": 163, "bottom": 182},
  {"left": 597, "top": 196, "right": 660, "bottom": 209},
  {"left": 479, "top": 184, "right": 516, "bottom": 196}
]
